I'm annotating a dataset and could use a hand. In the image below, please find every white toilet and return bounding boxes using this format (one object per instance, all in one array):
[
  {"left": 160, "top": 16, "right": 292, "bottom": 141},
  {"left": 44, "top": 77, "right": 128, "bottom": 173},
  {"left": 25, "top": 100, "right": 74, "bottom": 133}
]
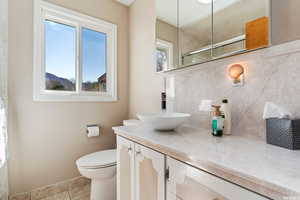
[{"left": 76, "top": 149, "right": 116, "bottom": 200}]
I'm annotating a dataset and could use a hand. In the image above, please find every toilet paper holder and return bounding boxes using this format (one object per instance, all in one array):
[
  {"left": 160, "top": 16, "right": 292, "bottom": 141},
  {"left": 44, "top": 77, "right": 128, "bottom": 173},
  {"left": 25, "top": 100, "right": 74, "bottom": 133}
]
[{"left": 86, "top": 124, "right": 101, "bottom": 134}]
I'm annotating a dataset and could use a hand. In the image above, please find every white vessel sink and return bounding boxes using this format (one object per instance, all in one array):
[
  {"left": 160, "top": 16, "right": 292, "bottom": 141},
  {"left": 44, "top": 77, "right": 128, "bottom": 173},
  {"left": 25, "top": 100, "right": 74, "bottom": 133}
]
[{"left": 137, "top": 112, "right": 191, "bottom": 131}]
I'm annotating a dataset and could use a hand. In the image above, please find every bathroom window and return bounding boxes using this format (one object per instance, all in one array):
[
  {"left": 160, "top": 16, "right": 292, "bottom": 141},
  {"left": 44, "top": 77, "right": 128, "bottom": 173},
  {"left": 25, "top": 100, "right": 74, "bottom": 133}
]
[{"left": 33, "top": 0, "right": 117, "bottom": 102}]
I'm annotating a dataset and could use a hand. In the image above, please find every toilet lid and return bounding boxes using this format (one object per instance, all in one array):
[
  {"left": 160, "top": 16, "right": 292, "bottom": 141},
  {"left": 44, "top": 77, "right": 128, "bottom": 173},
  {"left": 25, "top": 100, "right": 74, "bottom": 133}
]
[{"left": 76, "top": 149, "right": 116, "bottom": 169}]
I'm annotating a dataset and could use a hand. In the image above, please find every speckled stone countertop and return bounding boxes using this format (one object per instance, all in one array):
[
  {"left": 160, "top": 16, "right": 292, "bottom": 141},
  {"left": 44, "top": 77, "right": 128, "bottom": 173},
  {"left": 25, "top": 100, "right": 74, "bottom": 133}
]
[{"left": 113, "top": 125, "right": 300, "bottom": 200}]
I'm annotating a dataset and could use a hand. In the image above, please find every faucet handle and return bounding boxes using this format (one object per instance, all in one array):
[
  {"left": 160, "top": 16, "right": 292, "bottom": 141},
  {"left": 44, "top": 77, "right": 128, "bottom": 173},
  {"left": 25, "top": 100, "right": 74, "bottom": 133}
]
[{"left": 161, "top": 92, "right": 167, "bottom": 110}]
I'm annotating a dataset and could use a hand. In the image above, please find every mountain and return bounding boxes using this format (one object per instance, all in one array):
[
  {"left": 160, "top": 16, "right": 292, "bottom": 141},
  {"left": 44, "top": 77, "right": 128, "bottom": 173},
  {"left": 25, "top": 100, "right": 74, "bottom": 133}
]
[
  {"left": 45, "top": 72, "right": 106, "bottom": 92},
  {"left": 46, "top": 73, "right": 75, "bottom": 91}
]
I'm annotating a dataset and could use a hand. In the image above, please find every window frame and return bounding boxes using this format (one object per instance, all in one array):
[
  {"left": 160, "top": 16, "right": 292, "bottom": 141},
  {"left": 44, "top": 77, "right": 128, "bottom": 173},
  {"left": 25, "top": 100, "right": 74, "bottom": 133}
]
[
  {"left": 33, "top": 0, "right": 117, "bottom": 102},
  {"left": 156, "top": 39, "right": 174, "bottom": 72}
]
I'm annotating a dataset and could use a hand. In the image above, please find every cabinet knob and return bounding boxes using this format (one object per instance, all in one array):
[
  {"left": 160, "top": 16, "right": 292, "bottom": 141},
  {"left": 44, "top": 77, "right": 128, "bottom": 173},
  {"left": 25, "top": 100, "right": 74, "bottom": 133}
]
[
  {"left": 135, "top": 150, "right": 141, "bottom": 155},
  {"left": 165, "top": 167, "right": 170, "bottom": 181},
  {"left": 127, "top": 147, "right": 132, "bottom": 152}
]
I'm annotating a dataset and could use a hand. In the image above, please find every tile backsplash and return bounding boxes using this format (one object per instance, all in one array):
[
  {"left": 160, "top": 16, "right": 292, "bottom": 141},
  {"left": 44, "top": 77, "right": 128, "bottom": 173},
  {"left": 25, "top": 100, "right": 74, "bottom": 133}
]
[{"left": 167, "top": 40, "right": 300, "bottom": 139}]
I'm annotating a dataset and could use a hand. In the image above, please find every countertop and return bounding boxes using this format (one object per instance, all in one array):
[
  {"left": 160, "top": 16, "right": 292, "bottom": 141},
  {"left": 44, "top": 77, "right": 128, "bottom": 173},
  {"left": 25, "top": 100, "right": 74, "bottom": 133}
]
[{"left": 113, "top": 125, "right": 300, "bottom": 200}]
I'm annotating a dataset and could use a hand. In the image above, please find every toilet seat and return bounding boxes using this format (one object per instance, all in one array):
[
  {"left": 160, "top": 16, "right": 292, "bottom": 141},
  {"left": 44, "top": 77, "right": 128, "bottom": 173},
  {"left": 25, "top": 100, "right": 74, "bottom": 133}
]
[{"left": 76, "top": 149, "right": 116, "bottom": 169}]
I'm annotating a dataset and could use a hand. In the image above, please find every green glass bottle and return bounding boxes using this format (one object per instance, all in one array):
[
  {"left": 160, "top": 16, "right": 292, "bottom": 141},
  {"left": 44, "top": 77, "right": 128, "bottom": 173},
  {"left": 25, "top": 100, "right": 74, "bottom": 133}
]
[{"left": 211, "top": 105, "right": 224, "bottom": 137}]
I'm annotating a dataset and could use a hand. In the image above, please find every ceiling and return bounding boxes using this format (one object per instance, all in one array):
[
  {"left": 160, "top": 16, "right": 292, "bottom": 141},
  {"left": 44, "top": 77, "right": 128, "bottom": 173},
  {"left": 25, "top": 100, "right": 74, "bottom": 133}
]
[{"left": 156, "top": 0, "right": 242, "bottom": 27}]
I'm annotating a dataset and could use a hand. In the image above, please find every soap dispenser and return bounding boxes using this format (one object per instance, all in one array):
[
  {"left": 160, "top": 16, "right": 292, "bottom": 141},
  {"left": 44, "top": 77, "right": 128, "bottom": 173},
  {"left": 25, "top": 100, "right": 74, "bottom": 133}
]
[
  {"left": 221, "top": 98, "right": 232, "bottom": 135},
  {"left": 211, "top": 105, "right": 224, "bottom": 137}
]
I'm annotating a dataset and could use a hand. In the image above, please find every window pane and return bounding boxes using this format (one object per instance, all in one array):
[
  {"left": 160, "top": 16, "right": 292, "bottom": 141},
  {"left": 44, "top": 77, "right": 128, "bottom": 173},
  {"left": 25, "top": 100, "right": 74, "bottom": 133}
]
[
  {"left": 82, "top": 28, "right": 107, "bottom": 92},
  {"left": 45, "top": 20, "right": 76, "bottom": 91},
  {"left": 156, "top": 48, "right": 168, "bottom": 72}
]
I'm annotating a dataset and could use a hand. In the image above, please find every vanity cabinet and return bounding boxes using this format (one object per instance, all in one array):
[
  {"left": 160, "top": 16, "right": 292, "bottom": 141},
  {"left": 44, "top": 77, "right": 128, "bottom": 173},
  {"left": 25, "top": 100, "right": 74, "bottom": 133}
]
[
  {"left": 166, "top": 157, "right": 268, "bottom": 200},
  {"left": 117, "top": 136, "right": 166, "bottom": 200},
  {"left": 117, "top": 136, "right": 268, "bottom": 200},
  {"left": 117, "top": 136, "right": 135, "bottom": 200}
]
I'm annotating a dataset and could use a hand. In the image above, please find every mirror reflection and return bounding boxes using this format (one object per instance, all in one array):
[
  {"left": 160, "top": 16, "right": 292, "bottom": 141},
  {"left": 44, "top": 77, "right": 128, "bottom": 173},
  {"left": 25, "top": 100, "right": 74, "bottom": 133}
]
[
  {"left": 156, "top": 0, "right": 270, "bottom": 71},
  {"left": 156, "top": 0, "right": 179, "bottom": 71},
  {"left": 212, "top": 0, "right": 269, "bottom": 58},
  {"left": 179, "top": 0, "right": 212, "bottom": 66}
]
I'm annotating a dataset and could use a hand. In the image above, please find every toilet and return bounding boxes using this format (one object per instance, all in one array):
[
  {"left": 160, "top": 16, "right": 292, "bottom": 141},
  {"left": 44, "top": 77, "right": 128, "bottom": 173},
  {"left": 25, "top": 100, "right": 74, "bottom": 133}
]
[{"left": 76, "top": 149, "right": 116, "bottom": 200}]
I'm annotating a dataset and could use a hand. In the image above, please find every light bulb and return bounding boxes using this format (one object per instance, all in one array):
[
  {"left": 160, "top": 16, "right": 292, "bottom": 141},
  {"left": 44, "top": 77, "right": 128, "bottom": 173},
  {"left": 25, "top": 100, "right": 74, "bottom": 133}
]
[
  {"left": 228, "top": 64, "right": 245, "bottom": 86},
  {"left": 228, "top": 64, "right": 244, "bottom": 79}
]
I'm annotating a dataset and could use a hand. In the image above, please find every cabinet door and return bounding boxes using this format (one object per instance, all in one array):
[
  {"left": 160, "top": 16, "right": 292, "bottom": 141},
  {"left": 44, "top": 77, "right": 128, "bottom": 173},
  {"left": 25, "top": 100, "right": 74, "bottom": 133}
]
[
  {"left": 167, "top": 157, "right": 268, "bottom": 200},
  {"left": 117, "top": 136, "right": 135, "bottom": 200},
  {"left": 135, "top": 144, "right": 165, "bottom": 200}
]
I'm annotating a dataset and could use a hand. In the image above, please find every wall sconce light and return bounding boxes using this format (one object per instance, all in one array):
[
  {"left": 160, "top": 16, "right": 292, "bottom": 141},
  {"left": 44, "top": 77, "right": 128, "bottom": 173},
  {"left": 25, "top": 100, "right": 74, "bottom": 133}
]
[{"left": 228, "top": 64, "right": 244, "bottom": 86}]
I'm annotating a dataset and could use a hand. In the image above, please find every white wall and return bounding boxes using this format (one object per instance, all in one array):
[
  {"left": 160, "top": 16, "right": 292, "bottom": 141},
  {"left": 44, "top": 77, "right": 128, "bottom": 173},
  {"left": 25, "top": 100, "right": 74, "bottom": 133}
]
[
  {"left": 8, "top": 0, "right": 129, "bottom": 194},
  {"left": 128, "top": 0, "right": 164, "bottom": 118}
]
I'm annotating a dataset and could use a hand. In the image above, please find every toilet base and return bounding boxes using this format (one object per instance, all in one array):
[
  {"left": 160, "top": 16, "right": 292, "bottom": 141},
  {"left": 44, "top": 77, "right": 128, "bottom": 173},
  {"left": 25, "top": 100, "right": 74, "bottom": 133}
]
[{"left": 91, "top": 176, "right": 116, "bottom": 200}]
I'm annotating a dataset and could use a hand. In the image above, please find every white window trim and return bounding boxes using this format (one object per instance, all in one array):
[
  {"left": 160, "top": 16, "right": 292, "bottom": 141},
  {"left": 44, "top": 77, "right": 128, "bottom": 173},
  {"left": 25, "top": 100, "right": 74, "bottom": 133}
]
[
  {"left": 156, "top": 39, "right": 174, "bottom": 72},
  {"left": 33, "top": 0, "right": 118, "bottom": 102}
]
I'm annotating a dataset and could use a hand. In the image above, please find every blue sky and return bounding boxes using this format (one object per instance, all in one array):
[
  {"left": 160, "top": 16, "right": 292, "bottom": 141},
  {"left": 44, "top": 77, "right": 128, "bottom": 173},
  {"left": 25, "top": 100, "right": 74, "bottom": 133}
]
[{"left": 45, "top": 20, "right": 106, "bottom": 82}]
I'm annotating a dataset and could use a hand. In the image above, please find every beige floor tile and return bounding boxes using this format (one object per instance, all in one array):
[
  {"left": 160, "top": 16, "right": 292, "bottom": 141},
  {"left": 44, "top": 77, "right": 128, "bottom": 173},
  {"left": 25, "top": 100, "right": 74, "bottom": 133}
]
[
  {"left": 68, "top": 177, "right": 90, "bottom": 189},
  {"left": 69, "top": 184, "right": 90, "bottom": 200},
  {"left": 40, "top": 192, "right": 70, "bottom": 200},
  {"left": 9, "top": 192, "right": 31, "bottom": 200},
  {"left": 67, "top": 177, "right": 90, "bottom": 200},
  {"left": 31, "top": 181, "right": 69, "bottom": 200}
]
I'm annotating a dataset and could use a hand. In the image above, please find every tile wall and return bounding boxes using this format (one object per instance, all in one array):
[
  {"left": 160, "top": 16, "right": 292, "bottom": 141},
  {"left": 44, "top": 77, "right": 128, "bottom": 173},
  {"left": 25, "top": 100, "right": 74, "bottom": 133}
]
[{"left": 167, "top": 40, "right": 300, "bottom": 139}]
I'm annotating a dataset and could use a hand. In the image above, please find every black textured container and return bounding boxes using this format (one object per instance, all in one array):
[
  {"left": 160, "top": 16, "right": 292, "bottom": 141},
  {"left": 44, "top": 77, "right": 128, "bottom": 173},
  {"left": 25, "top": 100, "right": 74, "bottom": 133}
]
[{"left": 266, "top": 118, "right": 300, "bottom": 150}]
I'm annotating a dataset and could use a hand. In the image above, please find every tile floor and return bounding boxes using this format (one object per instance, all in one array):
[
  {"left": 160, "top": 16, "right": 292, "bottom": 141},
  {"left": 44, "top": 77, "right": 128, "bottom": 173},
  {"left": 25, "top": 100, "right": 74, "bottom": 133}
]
[{"left": 9, "top": 177, "right": 90, "bottom": 200}]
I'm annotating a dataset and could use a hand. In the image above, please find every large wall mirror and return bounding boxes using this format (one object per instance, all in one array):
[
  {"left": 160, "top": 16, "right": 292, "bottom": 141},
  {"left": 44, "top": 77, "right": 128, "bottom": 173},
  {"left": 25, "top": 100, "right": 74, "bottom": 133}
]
[{"left": 156, "top": 0, "right": 270, "bottom": 71}]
